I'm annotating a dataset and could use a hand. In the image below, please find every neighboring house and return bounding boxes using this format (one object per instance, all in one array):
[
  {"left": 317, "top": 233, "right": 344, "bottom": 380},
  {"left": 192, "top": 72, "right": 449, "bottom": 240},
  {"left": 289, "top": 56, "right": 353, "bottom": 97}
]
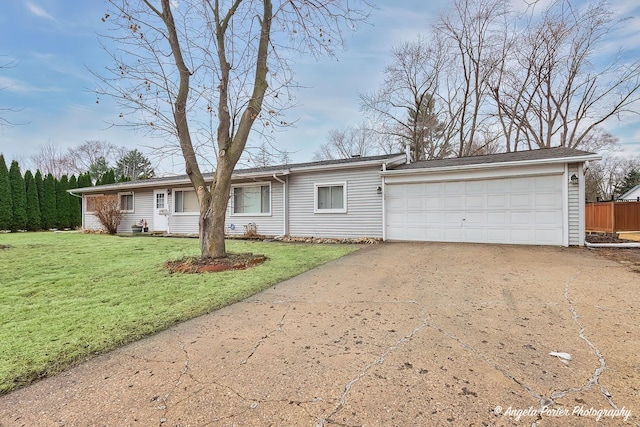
[
  {"left": 618, "top": 184, "right": 640, "bottom": 201},
  {"left": 70, "top": 147, "right": 600, "bottom": 246}
]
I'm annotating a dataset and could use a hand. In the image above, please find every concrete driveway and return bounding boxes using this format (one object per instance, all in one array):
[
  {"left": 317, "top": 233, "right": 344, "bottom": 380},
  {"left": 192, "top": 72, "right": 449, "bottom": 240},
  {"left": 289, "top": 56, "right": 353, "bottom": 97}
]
[{"left": 1, "top": 243, "right": 639, "bottom": 426}]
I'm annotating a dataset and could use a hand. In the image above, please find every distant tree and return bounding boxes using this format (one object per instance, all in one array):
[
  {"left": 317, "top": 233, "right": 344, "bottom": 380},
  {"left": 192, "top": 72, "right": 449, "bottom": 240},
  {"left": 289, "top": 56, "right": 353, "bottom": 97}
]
[
  {"left": 29, "top": 141, "right": 73, "bottom": 179},
  {"left": 313, "top": 123, "right": 395, "bottom": 161},
  {"left": 585, "top": 154, "right": 640, "bottom": 202},
  {"left": 56, "top": 175, "right": 70, "bottom": 229},
  {"left": 8, "top": 160, "right": 27, "bottom": 231},
  {"left": 99, "top": 169, "right": 116, "bottom": 185},
  {"left": 115, "top": 149, "right": 155, "bottom": 181},
  {"left": 616, "top": 168, "right": 640, "bottom": 199},
  {"left": 41, "top": 173, "right": 57, "bottom": 230},
  {"left": 24, "top": 170, "right": 41, "bottom": 231},
  {"left": 68, "top": 175, "right": 82, "bottom": 228},
  {"left": 92, "top": 195, "right": 123, "bottom": 235},
  {"left": 0, "top": 154, "right": 12, "bottom": 230},
  {"left": 66, "top": 140, "right": 123, "bottom": 176},
  {"left": 88, "top": 157, "right": 111, "bottom": 184}
]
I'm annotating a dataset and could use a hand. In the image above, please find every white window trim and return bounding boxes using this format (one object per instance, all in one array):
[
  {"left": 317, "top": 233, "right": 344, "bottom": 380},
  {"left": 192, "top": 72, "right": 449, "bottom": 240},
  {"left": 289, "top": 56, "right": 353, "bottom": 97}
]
[
  {"left": 314, "top": 181, "right": 347, "bottom": 214},
  {"left": 172, "top": 188, "right": 200, "bottom": 216},
  {"left": 118, "top": 192, "right": 135, "bottom": 213},
  {"left": 84, "top": 194, "right": 104, "bottom": 214},
  {"left": 230, "top": 181, "right": 272, "bottom": 217}
]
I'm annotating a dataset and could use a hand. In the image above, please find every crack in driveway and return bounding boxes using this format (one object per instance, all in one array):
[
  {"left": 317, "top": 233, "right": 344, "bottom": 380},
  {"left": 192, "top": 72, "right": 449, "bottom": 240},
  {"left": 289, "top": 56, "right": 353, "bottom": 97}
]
[
  {"left": 319, "top": 307, "right": 428, "bottom": 427},
  {"left": 428, "top": 321, "right": 548, "bottom": 407},
  {"left": 241, "top": 312, "right": 287, "bottom": 365},
  {"left": 552, "top": 271, "right": 639, "bottom": 426}
]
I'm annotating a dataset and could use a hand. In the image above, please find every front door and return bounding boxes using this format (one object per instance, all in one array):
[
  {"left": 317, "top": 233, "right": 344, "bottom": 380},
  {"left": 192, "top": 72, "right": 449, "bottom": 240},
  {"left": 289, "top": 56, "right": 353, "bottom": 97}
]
[{"left": 153, "top": 189, "right": 169, "bottom": 232}]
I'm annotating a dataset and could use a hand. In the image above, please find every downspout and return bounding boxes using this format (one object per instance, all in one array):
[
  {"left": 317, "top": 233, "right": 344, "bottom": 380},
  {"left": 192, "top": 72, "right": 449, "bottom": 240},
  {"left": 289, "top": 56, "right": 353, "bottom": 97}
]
[{"left": 272, "top": 173, "right": 287, "bottom": 237}]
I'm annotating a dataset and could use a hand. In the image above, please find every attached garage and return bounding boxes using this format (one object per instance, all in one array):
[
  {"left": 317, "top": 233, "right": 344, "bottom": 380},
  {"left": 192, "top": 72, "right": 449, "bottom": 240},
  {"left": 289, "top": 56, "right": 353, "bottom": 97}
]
[{"left": 382, "top": 148, "right": 599, "bottom": 246}]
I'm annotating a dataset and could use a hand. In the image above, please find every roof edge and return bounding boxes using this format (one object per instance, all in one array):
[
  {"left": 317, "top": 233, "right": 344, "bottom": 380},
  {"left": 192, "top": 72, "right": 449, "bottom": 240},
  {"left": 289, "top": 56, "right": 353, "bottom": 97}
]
[{"left": 381, "top": 154, "right": 601, "bottom": 176}]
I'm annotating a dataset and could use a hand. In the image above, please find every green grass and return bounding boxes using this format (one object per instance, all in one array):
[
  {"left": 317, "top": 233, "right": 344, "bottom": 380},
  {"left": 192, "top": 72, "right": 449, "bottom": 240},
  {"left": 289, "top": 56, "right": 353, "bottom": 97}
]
[{"left": 0, "top": 232, "right": 358, "bottom": 394}]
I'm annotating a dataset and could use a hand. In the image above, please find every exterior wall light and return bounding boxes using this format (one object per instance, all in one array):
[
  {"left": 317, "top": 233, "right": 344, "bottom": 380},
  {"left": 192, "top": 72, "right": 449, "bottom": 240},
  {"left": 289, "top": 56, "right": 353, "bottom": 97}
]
[{"left": 570, "top": 174, "right": 578, "bottom": 185}]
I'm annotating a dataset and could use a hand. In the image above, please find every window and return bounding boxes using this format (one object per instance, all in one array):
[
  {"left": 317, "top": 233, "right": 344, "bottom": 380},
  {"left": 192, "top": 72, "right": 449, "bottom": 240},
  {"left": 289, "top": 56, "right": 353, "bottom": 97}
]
[
  {"left": 232, "top": 184, "right": 271, "bottom": 215},
  {"left": 156, "top": 192, "right": 165, "bottom": 209},
  {"left": 119, "top": 193, "right": 134, "bottom": 212},
  {"left": 174, "top": 190, "right": 199, "bottom": 214},
  {"left": 314, "top": 182, "right": 347, "bottom": 213}
]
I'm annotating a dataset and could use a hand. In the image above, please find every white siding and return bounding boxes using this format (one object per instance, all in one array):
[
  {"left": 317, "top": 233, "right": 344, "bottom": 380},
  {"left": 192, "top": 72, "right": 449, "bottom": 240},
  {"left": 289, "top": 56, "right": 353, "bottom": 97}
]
[
  {"left": 83, "top": 190, "right": 154, "bottom": 232},
  {"left": 288, "top": 167, "right": 383, "bottom": 238},
  {"left": 118, "top": 190, "right": 154, "bottom": 233},
  {"left": 567, "top": 163, "right": 580, "bottom": 246},
  {"left": 168, "top": 186, "right": 199, "bottom": 235}
]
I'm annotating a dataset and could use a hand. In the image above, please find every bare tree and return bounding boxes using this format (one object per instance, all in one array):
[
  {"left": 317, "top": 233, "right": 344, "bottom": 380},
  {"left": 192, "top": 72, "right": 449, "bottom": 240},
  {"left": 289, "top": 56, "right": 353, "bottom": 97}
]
[
  {"left": 437, "top": 0, "right": 509, "bottom": 157},
  {"left": 491, "top": 0, "right": 640, "bottom": 151},
  {"left": 66, "top": 140, "right": 122, "bottom": 176},
  {"left": 97, "top": 0, "right": 371, "bottom": 258},
  {"left": 0, "top": 56, "right": 20, "bottom": 129},
  {"left": 29, "top": 141, "right": 74, "bottom": 179},
  {"left": 92, "top": 195, "right": 124, "bottom": 234},
  {"left": 360, "top": 36, "right": 451, "bottom": 160},
  {"left": 313, "top": 122, "right": 395, "bottom": 161},
  {"left": 585, "top": 153, "right": 640, "bottom": 202}
]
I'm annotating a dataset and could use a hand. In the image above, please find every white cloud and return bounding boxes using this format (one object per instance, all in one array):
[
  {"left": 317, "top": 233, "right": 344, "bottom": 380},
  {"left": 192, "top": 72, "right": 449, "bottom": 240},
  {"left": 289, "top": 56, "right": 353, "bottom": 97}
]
[
  {"left": 26, "top": 2, "right": 55, "bottom": 20},
  {"left": 0, "top": 76, "right": 62, "bottom": 94}
]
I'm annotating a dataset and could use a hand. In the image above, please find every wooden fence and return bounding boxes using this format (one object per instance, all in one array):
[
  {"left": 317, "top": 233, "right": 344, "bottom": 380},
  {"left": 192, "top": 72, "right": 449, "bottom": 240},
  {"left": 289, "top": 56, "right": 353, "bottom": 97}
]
[{"left": 585, "top": 201, "right": 640, "bottom": 232}]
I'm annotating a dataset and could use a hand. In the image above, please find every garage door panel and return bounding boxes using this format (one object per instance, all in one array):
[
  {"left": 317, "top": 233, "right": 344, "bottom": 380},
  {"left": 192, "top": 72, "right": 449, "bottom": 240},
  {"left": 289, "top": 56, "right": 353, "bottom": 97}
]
[
  {"left": 511, "top": 193, "right": 532, "bottom": 208},
  {"left": 535, "top": 192, "right": 562, "bottom": 208},
  {"left": 487, "top": 194, "right": 507, "bottom": 208},
  {"left": 466, "top": 195, "right": 484, "bottom": 208},
  {"left": 386, "top": 174, "right": 564, "bottom": 245}
]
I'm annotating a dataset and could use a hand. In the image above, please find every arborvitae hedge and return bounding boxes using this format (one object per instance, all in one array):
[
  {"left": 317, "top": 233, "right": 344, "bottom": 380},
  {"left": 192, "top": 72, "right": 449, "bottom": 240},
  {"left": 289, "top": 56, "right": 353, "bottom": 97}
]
[
  {"left": 24, "top": 170, "right": 41, "bottom": 231},
  {"left": 34, "top": 170, "right": 44, "bottom": 222},
  {"left": 41, "top": 174, "right": 57, "bottom": 230},
  {"left": 8, "top": 160, "right": 27, "bottom": 231},
  {"left": 56, "top": 175, "right": 70, "bottom": 229},
  {"left": 0, "top": 155, "right": 12, "bottom": 231},
  {"left": 68, "top": 175, "right": 81, "bottom": 228}
]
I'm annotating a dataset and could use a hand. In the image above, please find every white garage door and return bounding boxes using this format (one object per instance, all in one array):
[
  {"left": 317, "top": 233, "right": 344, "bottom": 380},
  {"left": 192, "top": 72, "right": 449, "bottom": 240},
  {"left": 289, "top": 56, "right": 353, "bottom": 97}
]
[{"left": 385, "top": 175, "right": 564, "bottom": 245}]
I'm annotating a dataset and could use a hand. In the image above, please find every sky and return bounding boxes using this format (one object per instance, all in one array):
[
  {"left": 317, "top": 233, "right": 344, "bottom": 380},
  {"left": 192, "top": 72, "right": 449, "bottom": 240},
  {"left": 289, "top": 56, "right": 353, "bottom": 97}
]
[{"left": 1, "top": 0, "right": 640, "bottom": 175}]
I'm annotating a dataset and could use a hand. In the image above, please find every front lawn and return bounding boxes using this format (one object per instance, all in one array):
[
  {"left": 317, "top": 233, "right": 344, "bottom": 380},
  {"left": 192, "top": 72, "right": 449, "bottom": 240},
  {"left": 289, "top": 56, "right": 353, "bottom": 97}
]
[{"left": 0, "top": 232, "right": 357, "bottom": 394}]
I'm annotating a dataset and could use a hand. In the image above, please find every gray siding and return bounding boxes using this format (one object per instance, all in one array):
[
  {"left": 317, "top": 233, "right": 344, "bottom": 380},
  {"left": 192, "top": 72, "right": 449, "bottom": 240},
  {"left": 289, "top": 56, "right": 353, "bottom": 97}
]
[
  {"left": 225, "top": 180, "right": 285, "bottom": 237},
  {"left": 288, "top": 167, "right": 383, "bottom": 238},
  {"left": 165, "top": 181, "right": 285, "bottom": 236},
  {"left": 568, "top": 163, "right": 580, "bottom": 245}
]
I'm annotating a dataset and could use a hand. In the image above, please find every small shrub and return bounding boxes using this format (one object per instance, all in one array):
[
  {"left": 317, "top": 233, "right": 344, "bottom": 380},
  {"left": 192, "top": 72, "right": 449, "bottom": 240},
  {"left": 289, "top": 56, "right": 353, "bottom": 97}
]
[{"left": 92, "top": 195, "right": 123, "bottom": 234}]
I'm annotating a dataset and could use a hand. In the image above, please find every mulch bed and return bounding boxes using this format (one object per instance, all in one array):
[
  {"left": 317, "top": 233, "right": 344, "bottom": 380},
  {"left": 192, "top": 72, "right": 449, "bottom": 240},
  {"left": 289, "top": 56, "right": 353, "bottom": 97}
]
[
  {"left": 164, "top": 253, "right": 266, "bottom": 274},
  {"left": 585, "top": 234, "right": 636, "bottom": 244},
  {"left": 586, "top": 234, "right": 640, "bottom": 273}
]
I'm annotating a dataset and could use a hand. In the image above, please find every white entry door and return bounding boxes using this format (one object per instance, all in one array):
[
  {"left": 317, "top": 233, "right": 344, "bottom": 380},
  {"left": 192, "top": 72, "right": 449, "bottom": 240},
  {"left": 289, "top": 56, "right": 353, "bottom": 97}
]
[
  {"left": 385, "top": 175, "right": 564, "bottom": 245},
  {"left": 153, "top": 189, "right": 169, "bottom": 232}
]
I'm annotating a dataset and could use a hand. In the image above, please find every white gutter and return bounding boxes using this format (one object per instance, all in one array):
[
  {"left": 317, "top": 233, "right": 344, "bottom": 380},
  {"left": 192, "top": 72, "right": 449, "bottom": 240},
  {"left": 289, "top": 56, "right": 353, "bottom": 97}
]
[
  {"left": 272, "top": 173, "right": 288, "bottom": 237},
  {"left": 380, "top": 154, "right": 602, "bottom": 176}
]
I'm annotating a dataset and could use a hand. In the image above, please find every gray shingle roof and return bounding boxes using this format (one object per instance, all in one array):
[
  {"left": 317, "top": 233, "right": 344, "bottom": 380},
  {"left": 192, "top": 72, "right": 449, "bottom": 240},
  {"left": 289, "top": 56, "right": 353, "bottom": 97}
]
[
  {"left": 394, "top": 147, "right": 596, "bottom": 170},
  {"left": 73, "top": 153, "right": 405, "bottom": 192}
]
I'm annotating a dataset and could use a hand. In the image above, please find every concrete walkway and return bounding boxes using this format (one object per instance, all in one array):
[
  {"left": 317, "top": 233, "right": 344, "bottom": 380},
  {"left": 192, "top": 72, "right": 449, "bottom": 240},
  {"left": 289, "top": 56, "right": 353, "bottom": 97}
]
[{"left": 1, "top": 243, "right": 639, "bottom": 426}]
